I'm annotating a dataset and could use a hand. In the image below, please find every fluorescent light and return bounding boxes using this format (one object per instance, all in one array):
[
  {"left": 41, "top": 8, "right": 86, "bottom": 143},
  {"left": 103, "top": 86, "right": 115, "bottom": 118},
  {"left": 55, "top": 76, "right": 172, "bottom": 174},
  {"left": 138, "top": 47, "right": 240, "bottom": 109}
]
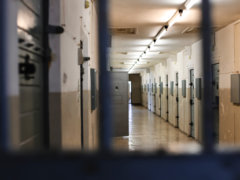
[
  {"left": 149, "top": 41, "right": 155, "bottom": 51},
  {"left": 168, "top": 9, "right": 183, "bottom": 28},
  {"left": 185, "top": 0, "right": 199, "bottom": 10},
  {"left": 128, "top": 65, "right": 135, "bottom": 72},
  {"left": 142, "top": 53, "right": 147, "bottom": 59},
  {"left": 123, "top": 62, "right": 135, "bottom": 65},
  {"left": 137, "top": 61, "right": 148, "bottom": 65},
  {"left": 129, "top": 0, "right": 198, "bottom": 74},
  {"left": 155, "top": 27, "right": 167, "bottom": 41},
  {"left": 145, "top": 47, "right": 150, "bottom": 53}
]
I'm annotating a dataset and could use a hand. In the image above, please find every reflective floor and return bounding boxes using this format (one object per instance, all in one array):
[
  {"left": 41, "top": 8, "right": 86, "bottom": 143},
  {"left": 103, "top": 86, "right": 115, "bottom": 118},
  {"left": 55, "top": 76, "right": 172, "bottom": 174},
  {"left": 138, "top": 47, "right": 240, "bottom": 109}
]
[{"left": 113, "top": 105, "right": 200, "bottom": 153}]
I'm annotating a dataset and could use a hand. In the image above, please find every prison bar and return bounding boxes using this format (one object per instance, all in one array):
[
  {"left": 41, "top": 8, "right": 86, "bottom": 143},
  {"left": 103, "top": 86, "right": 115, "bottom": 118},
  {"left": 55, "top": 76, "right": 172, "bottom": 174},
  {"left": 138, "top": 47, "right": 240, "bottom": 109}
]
[
  {"left": 98, "top": 0, "right": 113, "bottom": 151},
  {"left": 1, "top": 0, "right": 240, "bottom": 179},
  {"left": 201, "top": 0, "right": 214, "bottom": 153},
  {"left": 0, "top": 0, "right": 9, "bottom": 152},
  {"left": 42, "top": 0, "right": 50, "bottom": 150},
  {"left": 0, "top": 0, "right": 217, "bottom": 153}
]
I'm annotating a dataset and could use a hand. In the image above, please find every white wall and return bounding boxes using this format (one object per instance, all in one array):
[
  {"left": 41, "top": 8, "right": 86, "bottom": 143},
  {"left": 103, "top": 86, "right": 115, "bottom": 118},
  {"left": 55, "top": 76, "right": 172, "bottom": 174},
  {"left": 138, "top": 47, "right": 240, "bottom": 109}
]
[
  {"left": 49, "top": 0, "right": 99, "bottom": 150},
  {"left": 216, "top": 20, "right": 240, "bottom": 144}
]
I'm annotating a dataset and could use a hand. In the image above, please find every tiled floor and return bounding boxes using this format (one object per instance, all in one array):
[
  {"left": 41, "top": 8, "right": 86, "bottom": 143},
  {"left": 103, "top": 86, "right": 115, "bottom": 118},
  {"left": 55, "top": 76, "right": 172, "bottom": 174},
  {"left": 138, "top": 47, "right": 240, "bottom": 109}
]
[{"left": 113, "top": 105, "right": 200, "bottom": 153}]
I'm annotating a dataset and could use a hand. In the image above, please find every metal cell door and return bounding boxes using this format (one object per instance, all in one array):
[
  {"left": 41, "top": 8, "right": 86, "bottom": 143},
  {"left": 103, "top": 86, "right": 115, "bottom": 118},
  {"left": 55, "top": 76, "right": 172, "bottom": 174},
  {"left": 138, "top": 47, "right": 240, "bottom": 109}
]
[
  {"left": 159, "top": 77, "right": 162, "bottom": 117},
  {"left": 146, "top": 81, "right": 148, "bottom": 107},
  {"left": 189, "top": 69, "right": 195, "bottom": 137},
  {"left": 212, "top": 64, "right": 219, "bottom": 143},
  {"left": 176, "top": 72, "right": 179, "bottom": 128},
  {"left": 111, "top": 72, "right": 129, "bottom": 137},
  {"left": 152, "top": 79, "right": 156, "bottom": 112},
  {"left": 166, "top": 75, "right": 169, "bottom": 122},
  {"left": 148, "top": 80, "right": 151, "bottom": 110},
  {"left": 17, "top": 0, "right": 47, "bottom": 149}
]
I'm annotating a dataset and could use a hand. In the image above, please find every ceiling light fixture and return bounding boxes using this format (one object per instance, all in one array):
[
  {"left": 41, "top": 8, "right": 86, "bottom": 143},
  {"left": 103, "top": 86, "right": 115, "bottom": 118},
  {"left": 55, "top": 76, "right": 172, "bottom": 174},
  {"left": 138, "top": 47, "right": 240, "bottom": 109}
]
[
  {"left": 129, "top": 64, "right": 135, "bottom": 73},
  {"left": 155, "top": 26, "right": 168, "bottom": 42},
  {"left": 185, "top": 0, "right": 200, "bottom": 10},
  {"left": 168, "top": 9, "right": 183, "bottom": 28},
  {"left": 149, "top": 41, "right": 155, "bottom": 51},
  {"left": 145, "top": 47, "right": 150, "bottom": 53},
  {"left": 137, "top": 61, "right": 148, "bottom": 65},
  {"left": 128, "top": 0, "right": 199, "bottom": 73},
  {"left": 141, "top": 51, "right": 147, "bottom": 58},
  {"left": 123, "top": 62, "right": 135, "bottom": 65}
]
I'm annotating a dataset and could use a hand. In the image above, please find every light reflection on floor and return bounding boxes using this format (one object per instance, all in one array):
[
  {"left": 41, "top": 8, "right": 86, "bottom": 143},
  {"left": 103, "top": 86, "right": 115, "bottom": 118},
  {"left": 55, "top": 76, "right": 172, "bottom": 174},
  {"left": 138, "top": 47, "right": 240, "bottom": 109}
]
[{"left": 113, "top": 105, "right": 200, "bottom": 153}]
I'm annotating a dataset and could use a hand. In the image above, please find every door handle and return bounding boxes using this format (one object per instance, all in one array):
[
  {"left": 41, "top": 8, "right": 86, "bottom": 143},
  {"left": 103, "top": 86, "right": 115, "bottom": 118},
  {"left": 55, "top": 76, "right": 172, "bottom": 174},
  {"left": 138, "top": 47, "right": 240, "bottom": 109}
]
[{"left": 19, "top": 55, "right": 36, "bottom": 80}]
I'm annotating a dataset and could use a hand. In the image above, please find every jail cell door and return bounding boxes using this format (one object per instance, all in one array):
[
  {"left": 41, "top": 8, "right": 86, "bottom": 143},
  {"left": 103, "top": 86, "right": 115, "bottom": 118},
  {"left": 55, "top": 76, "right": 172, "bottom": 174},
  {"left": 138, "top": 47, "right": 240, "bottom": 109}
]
[
  {"left": 166, "top": 75, "right": 169, "bottom": 122},
  {"left": 17, "top": 0, "right": 46, "bottom": 149},
  {"left": 176, "top": 73, "right": 179, "bottom": 128},
  {"left": 145, "top": 81, "right": 148, "bottom": 107},
  {"left": 189, "top": 69, "right": 195, "bottom": 137},
  {"left": 151, "top": 79, "right": 156, "bottom": 113},
  {"left": 111, "top": 72, "right": 129, "bottom": 137},
  {"left": 154, "top": 80, "right": 157, "bottom": 113},
  {"left": 148, "top": 81, "right": 151, "bottom": 111},
  {"left": 212, "top": 64, "right": 219, "bottom": 143},
  {"left": 159, "top": 77, "right": 162, "bottom": 117}
]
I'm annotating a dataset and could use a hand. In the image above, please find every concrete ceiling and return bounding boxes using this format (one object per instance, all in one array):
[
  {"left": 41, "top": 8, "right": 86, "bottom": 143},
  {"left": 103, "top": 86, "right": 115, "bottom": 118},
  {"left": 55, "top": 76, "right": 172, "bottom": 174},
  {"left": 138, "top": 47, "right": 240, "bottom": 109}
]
[{"left": 108, "top": 0, "right": 240, "bottom": 73}]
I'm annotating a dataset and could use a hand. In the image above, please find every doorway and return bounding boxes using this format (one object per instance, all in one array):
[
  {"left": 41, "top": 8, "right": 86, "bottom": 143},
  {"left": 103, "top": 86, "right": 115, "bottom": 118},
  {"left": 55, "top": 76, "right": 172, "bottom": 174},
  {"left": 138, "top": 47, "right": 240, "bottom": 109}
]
[
  {"left": 18, "top": 0, "right": 47, "bottom": 149},
  {"left": 151, "top": 79, "right": 156, "bottom": 112},
  {"left": 159, "top": 77, "right": 162, "bottom": 117},
  {"left": 212, "top": 64, "right": 219, "bottom": 143},
  {"left": 148, "top": 80, "right": 151, "bottom": 110},
  {"left": 166, "top": 75, "right": 169, "bottom": 122},
  {"left": 189, "top": 69, "right": 195, "bottom": 137}
]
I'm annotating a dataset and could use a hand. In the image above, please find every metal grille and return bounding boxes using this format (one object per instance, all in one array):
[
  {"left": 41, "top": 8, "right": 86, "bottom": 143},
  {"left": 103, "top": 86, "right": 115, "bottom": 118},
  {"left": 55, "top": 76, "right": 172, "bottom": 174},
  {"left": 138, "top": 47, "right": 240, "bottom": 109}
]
[{"left": 0, "top": 0, "right": 235, "bottom": 179}]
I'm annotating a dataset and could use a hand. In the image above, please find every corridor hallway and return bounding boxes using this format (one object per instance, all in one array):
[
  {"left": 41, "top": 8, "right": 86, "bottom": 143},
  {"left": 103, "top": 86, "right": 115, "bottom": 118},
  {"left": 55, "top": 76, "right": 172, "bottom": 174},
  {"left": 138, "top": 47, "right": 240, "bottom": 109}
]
[{"left": 113, "top": 105, "right": 198, "bottom": 153}]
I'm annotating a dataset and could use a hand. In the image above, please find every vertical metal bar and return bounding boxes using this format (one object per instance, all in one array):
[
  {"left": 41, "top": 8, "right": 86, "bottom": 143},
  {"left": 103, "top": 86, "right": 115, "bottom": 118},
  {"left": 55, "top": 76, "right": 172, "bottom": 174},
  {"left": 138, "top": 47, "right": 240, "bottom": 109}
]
[
  {"left": 0, "top": 0, "right": 9, "bottom": 151},
  {"left": 97, "top": 0, "right": 112, "bottom": 151},
  {"left": 201, "top": 0, "right": 214, "bottom": 153},
  {"left": 42, "top": 0, "right": 50, "bottom": 149}
]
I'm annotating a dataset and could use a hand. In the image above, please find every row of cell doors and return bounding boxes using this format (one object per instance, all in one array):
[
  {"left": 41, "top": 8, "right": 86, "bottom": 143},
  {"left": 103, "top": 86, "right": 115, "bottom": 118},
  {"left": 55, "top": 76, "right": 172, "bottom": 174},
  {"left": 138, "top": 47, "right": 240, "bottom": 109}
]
[{"left": 149, "top": 64, "right": 219, "bottom": 140}]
